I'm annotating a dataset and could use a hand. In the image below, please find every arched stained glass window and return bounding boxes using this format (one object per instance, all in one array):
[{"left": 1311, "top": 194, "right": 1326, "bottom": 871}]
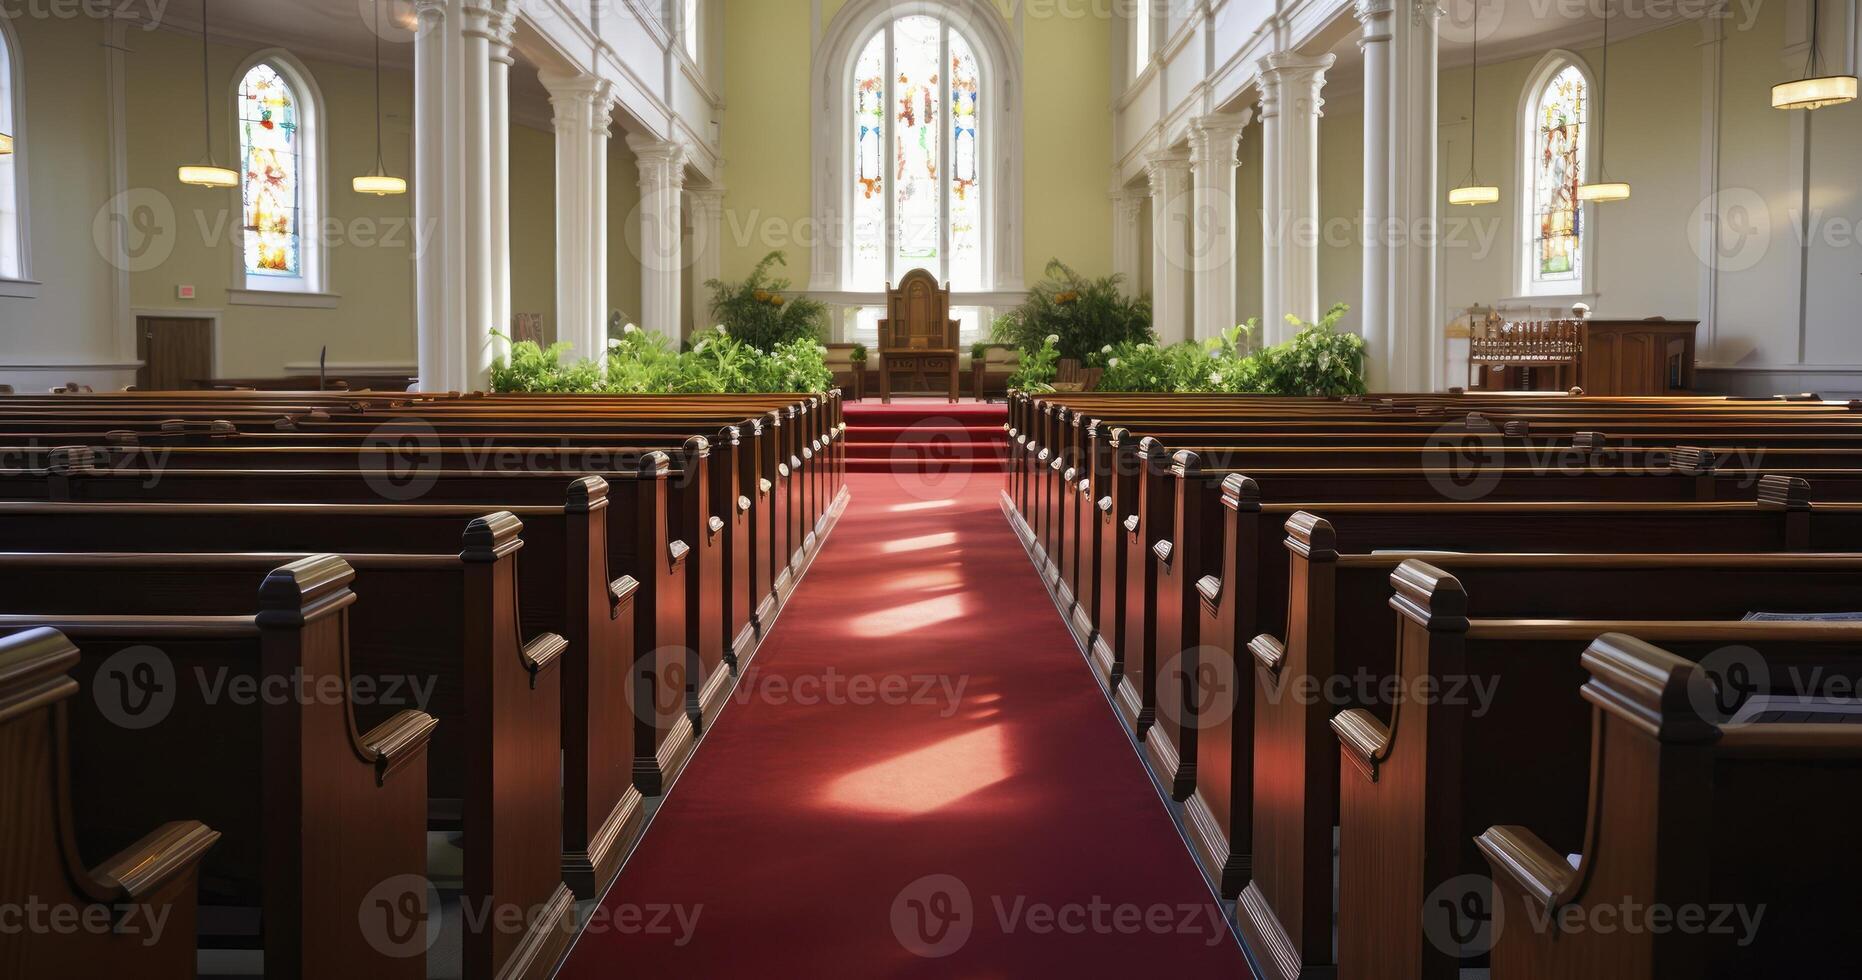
[
  {"left": 0, "top": 23, "right": 23, "bottom": 282},
  {"left": 239, "top": 62, "right": 303, "bottom": 281},
  {"left": 848, "top": 13, "right": 986, "bottom": 292},
  {"left": 1524, "top": 61, "right": 1588, "bottom": 293}
]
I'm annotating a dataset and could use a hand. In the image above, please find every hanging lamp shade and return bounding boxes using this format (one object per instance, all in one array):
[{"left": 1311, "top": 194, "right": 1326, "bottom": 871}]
[
  {"left": 1581, "top": 0, "right": 1629, "bottom": 203},
  {"left": 1772, "top": 74, "right": 1857, "bottom": 110},
  {"left": 1449, "top": 184, "right": 1500, "bottom": 206},
  {"left": 353, "top": 173, "right": 408, "bottom": 196},
  {"left": 1448, "top": 0, "right": 1498, "bottom": 207},
  {"left": 179, "top": 164, "right": 240, "bottom": 188},
  {"left": 0, "top": 133, "right": 13, "bottom": 155},
  {"left": 1773, "top": 0, "right": 1856, "bottom": 110},
  {"left": 353, "top": 0, "right": 408, "bottom": 196},
  {"left": 179, "top": 0, "right": 238, "bottom": 189},
  {"left": 1576, "top": 181, "right": 1630, "bottom": 202}
]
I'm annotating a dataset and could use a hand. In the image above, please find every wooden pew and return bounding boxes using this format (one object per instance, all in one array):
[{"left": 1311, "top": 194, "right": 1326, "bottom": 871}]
[
  {"left": 1331, "top": 567, "right": 1862, "bottom": 980},
  {"left": 0, "top": 557, "right": 436, "bottom": 979},
  {"left": 0, "top": 627, "right": 220, "bottom": 979},
  {"left": 0, "top": 538, "right": 572, "bottom": 980},
  {"left": 0, "top": 493, "right": 642, "bottom": 901},
  {"left": 1479, "top": 634, "right": 1862, "bottom": 979},
  {"left": 1238, "top": 540, "right": 1862, "bottom": 979}
]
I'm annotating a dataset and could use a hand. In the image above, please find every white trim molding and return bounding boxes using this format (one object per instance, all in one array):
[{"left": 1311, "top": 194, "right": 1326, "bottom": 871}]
[
  {"left": 227, "top": 49, "right": 331, "bottom": 298},
  {"left": 226, "top": 288, "right": 342, "bottom": 310}
]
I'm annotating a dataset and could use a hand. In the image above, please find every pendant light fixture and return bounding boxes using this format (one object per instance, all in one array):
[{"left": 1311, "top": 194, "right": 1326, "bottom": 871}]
[
  {"left": 178, "top": 0, "right": 238, "bottom": 188},
  {"left": 353, "top": 0, "right": 407, "bottom": 195},
  {"left": 1577, "top": 0, "right": 1629, "bottom": 202},
  {"left": 0, "top": 134, "right": 13, "bottom": 155},
  {"left": 1772, "top": 0, "right": 1857, "bottom": 110},
  {"left": 1449, "top": 0, "right": 1499, "bottom": 206}
]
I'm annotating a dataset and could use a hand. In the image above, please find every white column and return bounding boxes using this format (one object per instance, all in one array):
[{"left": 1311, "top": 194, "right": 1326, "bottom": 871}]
[
  {"left": 1146, "top": 149, "right": 1193, "bottom": 346},
  {"left": 1188, "top": 112, "right": 1251, "bottom": 342},
  {"left": 1258, "top": 52, "right": 1334, "bottom": 346},
  {"left": 628, "top": 137, "right": 687, "bottom": 340},
  {"left": 488, "top": 9, "right": 514, "bottom": 365},
  {"left": 1388, "top": 0, "right": 1441, "bottom": 391},
  {"left": 1258, "top": 77, "right": 1282, "bottom": 344},
  {"left": 687, "top": 187, "right": 726, "bottom": 338},
  {"left": 540, "top": 71, "right": 612, "bottom": 362},
  {"left": 1356, "top": 0, "right": 1394, "bottom": 390},
  {"left": 412, "top": 0, "right": 500, "bottom": 392},
  {"left": 1111, "top": 187, "right": 1145, "bottom": 287}
]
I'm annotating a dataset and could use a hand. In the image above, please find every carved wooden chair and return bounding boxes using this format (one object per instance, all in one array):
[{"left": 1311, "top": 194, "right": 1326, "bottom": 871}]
[{"left": 877, "top": 269, "right": 960, "bottom": 403}]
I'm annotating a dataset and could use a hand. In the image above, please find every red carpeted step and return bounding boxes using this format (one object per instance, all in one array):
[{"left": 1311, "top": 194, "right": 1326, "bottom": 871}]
[{"left": 839, "top": 400, "right": 1012, "bottom": 477}]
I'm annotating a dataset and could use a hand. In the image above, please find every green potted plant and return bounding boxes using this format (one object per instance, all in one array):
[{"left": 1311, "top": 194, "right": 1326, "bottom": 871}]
[
  {"left": 847, "top": 343, "right": 869, "bottom": 401},
  {"left": 993, "top": 259, "right": 1154, "bottom": 363},
  {"left": 703, "top": 250, "right": 828, "bottom": 351}
]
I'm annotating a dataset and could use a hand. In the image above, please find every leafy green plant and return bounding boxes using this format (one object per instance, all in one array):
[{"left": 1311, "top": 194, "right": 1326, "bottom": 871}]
[
  {"left": 992, "top": 259, "right": 1153, "bottom": 363},
  {"left": 704, "top": 251, "right": 828, "bottom": 352},
  {"left": 1253, "top": 304, "right": 1367, "bottom": 396},
  {"left": 1094, "top": 305, "right": 1364, "bottom": 396},
  {"left": 1007, "top": 335, "right": 1061, "bottom": 394},
  {"left": 488, "top": 325, "right": 833, "bottom": 395},
  {"left": 850, "top": 343, "right": 868, "bottom": 363},
  {"left": 971, "top": 341, "right": 989, "bottom": 362}
]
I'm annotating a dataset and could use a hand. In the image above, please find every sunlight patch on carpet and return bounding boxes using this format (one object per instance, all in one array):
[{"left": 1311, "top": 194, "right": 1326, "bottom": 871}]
[{"left": 818, "top": 725, "right": 1011, "bottom": 816}]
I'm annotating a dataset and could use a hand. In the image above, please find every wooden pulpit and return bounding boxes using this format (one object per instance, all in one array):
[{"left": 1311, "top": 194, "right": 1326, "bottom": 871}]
[{"left": 877, "top": 269, "right": 960, "bottom": 403}]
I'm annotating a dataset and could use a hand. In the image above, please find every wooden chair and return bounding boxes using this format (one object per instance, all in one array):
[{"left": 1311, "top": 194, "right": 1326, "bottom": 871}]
[{"left": 877, "top": 269, "right": 960, "bottom": 404}]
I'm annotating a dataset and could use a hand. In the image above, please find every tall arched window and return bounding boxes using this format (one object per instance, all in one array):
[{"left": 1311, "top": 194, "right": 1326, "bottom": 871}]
[
  {"left": 235, "top": 55, "right": 324, "bottom": 296},
  {"left": 849, "top": 13, "right": 985, "bottom": 292},
  {"left": 1518, "top": 53, "right": 1592, "bottom": 297},
  {"left": 0, "top": 20, "right": 26, "bottom": 283}
]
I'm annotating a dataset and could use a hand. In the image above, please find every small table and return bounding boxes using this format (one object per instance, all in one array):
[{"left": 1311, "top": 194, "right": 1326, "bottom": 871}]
[{"left": 879, "top": 349, "right": 959, "bottom": 403}]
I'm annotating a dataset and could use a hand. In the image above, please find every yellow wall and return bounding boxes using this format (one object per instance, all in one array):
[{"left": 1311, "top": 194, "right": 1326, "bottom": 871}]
[
  {"left": 0, "top": 14, "right": 117, "bottom": 365},
  {"left": 509, "top": 123, "right": 557, "bottom": 342},
  {"left": 122, "top": 27, "right": 419, "bottom": 376},
  {"left": 719, "top": 0, "right": 1114, "bottom": 285}
]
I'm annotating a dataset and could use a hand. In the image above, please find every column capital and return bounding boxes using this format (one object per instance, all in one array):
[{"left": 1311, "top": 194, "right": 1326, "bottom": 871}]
[
  {"left": 1189, "top": 111, "right": 1252, "bottom": 169},
  {"left": 1258, "top": 52, "right": 1335, "bottom": 118},
  {"left": 1408, "top": 0, "right": 1444, "bottom": 27},
  {"left": 489, "top": 8, "right": 517, "bottom": 63},
  {"left": 1354, "top": 0, "right": 1395, "bottom": 43},
  {"left": 1111, "top": 188, "right": 1146, "bottom": 225},
  {"left": 686, "top": 185, "right": 726, "bottom": 216}
]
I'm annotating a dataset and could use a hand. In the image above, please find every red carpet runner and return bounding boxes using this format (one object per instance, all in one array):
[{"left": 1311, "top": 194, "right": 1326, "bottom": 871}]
[{"left": 557, "top": 460, "right": 1247, "bottom": 976}]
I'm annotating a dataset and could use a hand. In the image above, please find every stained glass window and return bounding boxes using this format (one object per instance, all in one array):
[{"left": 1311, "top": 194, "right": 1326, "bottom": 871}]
[
  {"left": 892, "top": 14, "right": 941, "bottom": 280},
  {"left": 948, "top": 32, "right": 981, "bottom": 290},
  {"left": 0, "top": 28, "right": 21, "bottom": 281},
  {"left": 851, "top": 33, "right": 887, "bottom": 289},
  {"left": 239, "top": 62, "right": 302, "bottom": 280},
  {"left": 1530, "top": 64, "right": 1586, "bottom": 288},
  {"left": 848, "top": 15, "right": 986, "bottom": 291}
]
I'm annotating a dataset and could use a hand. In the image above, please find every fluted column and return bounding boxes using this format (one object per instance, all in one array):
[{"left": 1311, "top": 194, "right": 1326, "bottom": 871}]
[
  {"left": 1111, "top": 187, "right": 1145, "bottom": 287},
  {"left": 413, "top": 0, "right": 503, "bottom": 392},
  {"left": 1388, "top": 0, "right": 1441, "bottom": 391},
  {"left": 540, "top": 70, "right": 613, "bottom": 362},
  {"left": 1355, "top": 0, "right": 1394, "bottom": 390},
  {"left": 1188, "top": 112, "right": 1251, "bottom": 342},
  {"left": 488, "top": 9, "right": 515, "bottom": 366},
  {"left": 1146, "top": 149, "right": 1192, "bottom": 346},
  {"left": 687, "top": 187, "right": 725, "bottom": 340},
  {"left": 628, "top": 136, "right": 686, "bottom": 340},
  {"left": 1258, "top": 51, "right": 1334, "bottom": 346}
]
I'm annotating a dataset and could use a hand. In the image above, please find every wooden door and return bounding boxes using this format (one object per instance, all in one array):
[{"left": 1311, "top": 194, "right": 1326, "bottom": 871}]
[{"left": 136, "top": 317, "right": 213, "bottom": 390}]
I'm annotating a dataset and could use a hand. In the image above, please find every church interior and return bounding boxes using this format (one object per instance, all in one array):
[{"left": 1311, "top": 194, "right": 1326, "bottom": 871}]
[{"left": 1, "top": 0, "right": 1859, "bottom": 977}]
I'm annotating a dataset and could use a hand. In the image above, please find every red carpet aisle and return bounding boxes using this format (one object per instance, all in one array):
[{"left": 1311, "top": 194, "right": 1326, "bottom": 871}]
[{"left": 556, "top": 464, "right": 1248, "bottom": 976}]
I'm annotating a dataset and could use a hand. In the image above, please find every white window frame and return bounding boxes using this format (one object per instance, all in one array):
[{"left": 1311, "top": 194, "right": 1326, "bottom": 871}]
[
  {"left": 1515, "top": 50, "right": 1597, "bottom": 301},
  {"left": 1132, "top": 0, "right": 1154, "bottom": 80},
  {"left": 228, "top": 50, "right": 332, "bottom": 305},
  {"left": 809, "top": 0, "right": 1023, "bottom": 303},
  {"left": 682, "top": 0, "right": 700, "bottom": 60},
  {"left": 0, "top": 17, "right": 32, "bottom": 290}
]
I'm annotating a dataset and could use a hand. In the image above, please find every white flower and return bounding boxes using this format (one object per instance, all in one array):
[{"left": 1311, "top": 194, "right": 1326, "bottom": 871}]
[
  {"left": 606, "top": 337, "right": 622, "bottom": 349},
  {"left": 1101, "top": 344, "right": 1113, "bottom": 353},
  {"left": 1108, "top": 357, "right": 1120, "bottom": 368},
  {"left": 1045, "top": 334, "right": 1060, "bottom": 345},
  {"left": 1209, "top": 373, "right": 1223, "bottom": 385},
  {"left": 623, "top": 323, "right": 639, "bottom": 334},
  {"left": 716, "top": 324, "right": 729, "bottom": 335},
  {"left": 1138, "top": 343, "right": 1154, "bottom": 351}
]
